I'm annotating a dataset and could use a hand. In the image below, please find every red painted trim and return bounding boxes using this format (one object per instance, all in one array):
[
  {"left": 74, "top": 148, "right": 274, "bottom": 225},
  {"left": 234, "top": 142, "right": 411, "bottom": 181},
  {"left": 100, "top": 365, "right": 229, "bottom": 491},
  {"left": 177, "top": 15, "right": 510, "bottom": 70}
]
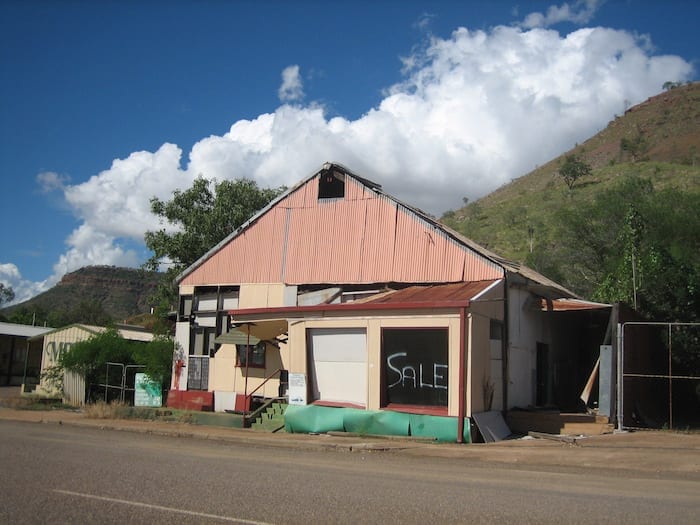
[
  {"left": 457, "top": 308, "right": 466, "bottom": 443},
  {"left": 384, "top": 404, "right": 448, "bottom": 416},
  {"left": 312, "top": 400, "right": 366, "bottom": 410}
]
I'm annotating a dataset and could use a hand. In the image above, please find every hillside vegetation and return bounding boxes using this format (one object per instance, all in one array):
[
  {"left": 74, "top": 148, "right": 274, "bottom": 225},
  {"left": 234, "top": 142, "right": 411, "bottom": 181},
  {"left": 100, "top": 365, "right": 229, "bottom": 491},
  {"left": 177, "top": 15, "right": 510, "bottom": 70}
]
[
  {"left": 442, "top": 82, "right": 700, "bottom": 311},
  {"left": 0, "top": 266, "right": 163, "bottom": 328}
]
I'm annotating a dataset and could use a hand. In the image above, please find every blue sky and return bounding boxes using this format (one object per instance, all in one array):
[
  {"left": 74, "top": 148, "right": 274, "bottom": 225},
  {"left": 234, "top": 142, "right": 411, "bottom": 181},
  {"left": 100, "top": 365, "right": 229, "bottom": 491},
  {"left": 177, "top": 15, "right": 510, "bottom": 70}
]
[{"left": 1, "top": 0, "right": 698, "bottom": 304}]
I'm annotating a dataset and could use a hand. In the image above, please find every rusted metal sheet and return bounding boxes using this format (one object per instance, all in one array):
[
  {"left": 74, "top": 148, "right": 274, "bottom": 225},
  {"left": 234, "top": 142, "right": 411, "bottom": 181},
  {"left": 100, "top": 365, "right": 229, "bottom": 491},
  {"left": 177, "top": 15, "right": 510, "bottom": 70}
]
[
  {"left": 362, "top": 281, "right": 500, "bottom": 305},
  {"left": 540, "top": 298, "right": 612, "bottom": 311}
]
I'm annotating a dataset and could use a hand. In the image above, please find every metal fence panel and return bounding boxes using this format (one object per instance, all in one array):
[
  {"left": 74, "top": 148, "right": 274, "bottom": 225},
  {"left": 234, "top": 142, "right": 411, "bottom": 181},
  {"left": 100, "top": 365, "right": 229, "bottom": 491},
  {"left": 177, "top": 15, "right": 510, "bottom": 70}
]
[{"left": 619, "top": 322, "right": 700, "bottom": 430}]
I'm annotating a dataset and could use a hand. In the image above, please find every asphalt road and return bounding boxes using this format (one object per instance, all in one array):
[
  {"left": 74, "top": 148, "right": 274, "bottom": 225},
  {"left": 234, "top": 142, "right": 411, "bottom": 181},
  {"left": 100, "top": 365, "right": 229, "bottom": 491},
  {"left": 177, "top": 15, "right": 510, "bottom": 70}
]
[{"left": 0, "top": 420, "right": 698, "bottom": 524}]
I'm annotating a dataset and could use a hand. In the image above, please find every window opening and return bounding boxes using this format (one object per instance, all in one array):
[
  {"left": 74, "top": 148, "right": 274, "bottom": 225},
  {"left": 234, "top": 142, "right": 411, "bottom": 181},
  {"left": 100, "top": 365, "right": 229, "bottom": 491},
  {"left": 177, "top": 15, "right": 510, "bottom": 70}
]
[
  {"left": 179, "top": 295, "right": 193, "bottom": 321},
  {"left": 236, "top": 341, "right": 266, "bottom": 368},
  {"left": 318, "top": 170, "right": 345, "bottom": 199}
]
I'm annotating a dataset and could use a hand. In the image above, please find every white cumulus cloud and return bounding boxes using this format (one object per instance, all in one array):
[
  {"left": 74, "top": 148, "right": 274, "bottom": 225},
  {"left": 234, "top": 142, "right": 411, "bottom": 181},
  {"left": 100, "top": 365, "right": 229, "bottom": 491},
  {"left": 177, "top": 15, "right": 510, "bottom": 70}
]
[
  {"left": 36, "top": 171, "right": 70, "bottom": 194},
  {"left": 51, "top": 224, "right": 141, "bottom": 279},
  {"left": 16, "top": 18, "right": 695, "bottom": 301},
  {"left": 521, "top": 0, "right": 602, "bottom": 29},
  {"left": 0, "top": 263, "right": 50, "bottom": 305},
  {"left": 278, "top": 65, "right": 304, "bottom": 102}
]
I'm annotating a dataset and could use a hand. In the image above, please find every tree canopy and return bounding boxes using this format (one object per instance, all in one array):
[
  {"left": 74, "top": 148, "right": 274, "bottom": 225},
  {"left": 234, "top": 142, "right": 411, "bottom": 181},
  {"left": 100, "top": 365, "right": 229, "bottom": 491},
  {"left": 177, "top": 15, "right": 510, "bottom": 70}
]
[
  {"left": 143, "top": 177, "right": 285, "bottom": 314},
  {"left": 0, "top": 283, "right": 15, "bottom": 307},
  {"left": 558, "top": 154, "right": 592, "bottom": 190},
  {"left": 554, "top": 175, "right": 700, "bottom": 322},
  {"left": 6, "top": 299, "right": 110, "bottom": 328}
]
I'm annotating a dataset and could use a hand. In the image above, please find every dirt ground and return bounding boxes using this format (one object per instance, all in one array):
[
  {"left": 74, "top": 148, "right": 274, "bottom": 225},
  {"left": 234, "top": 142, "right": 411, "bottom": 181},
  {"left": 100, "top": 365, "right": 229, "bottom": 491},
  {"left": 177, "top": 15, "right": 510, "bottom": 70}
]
[{"left": 1, "top": 387, "right": 698, "bottom": 480}]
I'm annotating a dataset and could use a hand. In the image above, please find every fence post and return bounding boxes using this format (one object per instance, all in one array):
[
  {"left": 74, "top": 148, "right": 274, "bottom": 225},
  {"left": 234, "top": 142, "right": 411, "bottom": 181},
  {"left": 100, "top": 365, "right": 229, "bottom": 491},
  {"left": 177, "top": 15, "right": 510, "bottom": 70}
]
[{"left": 617, "top": 323, "right": 624, "bottom": 432}]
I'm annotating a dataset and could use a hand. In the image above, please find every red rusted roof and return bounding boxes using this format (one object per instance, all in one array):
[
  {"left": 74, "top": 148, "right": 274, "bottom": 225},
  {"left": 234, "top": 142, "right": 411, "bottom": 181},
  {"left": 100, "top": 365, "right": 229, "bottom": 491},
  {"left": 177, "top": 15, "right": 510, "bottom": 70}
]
[
  {"left": 360, "top": 280, "right": 501, "bottom": 305},
  {"left": 229, "top": 280, "right": 502, "bottom": 321}
]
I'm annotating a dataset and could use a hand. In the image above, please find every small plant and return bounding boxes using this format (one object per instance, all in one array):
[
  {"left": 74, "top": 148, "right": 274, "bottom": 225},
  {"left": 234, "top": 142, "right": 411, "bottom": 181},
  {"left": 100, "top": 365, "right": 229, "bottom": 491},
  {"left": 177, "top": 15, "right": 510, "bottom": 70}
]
[
  {"left": 84, "top": 400, "right": 131, "bottom": 419},
  {"left": 39, "top": 365, "right": 64, "bottom": 396}
]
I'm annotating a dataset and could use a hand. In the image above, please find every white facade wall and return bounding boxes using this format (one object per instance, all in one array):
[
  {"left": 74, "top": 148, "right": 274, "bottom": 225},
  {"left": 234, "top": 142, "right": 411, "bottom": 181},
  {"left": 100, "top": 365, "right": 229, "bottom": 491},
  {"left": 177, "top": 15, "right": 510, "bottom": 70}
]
[{"left": 506, "top": 286, "right": 551, "bottom": 409}]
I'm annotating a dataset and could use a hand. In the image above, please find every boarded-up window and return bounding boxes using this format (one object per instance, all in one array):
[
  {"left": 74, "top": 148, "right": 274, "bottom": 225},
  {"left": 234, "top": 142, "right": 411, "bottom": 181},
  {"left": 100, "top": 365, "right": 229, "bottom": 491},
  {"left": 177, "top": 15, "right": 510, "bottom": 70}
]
[
  {"left": 382, "top": 328, "right": 448, "bottom": 407},
  {"left": 187, "top": 356, "right": 209, "bottom": 391}
]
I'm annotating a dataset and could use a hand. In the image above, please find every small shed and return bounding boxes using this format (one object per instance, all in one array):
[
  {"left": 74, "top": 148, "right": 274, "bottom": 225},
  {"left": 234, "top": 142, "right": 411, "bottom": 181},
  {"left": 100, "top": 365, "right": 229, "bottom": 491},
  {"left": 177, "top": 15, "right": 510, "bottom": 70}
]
[
  {"left": 0, "top": 321, "right": 53, "bottom": 388},
  {"left": 32, "top": 323, "right": 153, "bottom": 405}
]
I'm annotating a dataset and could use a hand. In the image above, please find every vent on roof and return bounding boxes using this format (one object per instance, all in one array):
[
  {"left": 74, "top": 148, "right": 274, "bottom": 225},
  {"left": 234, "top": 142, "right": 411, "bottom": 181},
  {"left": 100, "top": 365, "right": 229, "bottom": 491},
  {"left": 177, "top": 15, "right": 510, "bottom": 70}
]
[{"left": 318, "top": 168, "right": 345, "bottom": 199}]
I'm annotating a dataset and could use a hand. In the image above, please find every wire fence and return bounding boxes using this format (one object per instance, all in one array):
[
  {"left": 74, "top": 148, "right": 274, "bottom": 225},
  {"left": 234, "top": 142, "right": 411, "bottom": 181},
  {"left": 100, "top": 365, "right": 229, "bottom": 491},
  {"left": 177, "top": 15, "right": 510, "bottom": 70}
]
[
  {"left": 619, "top": 322, "right": 700, "bottom": 430},
  {"left": 89, "top": 362, "right": 145, "bottom": 405}
]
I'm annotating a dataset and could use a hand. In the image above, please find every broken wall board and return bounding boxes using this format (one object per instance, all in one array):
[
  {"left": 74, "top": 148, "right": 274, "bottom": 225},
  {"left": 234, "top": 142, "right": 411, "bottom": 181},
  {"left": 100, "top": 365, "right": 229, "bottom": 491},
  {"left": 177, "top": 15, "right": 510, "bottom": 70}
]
[{"left": 473, "top": 411, "right": 512, "bottom": 442}]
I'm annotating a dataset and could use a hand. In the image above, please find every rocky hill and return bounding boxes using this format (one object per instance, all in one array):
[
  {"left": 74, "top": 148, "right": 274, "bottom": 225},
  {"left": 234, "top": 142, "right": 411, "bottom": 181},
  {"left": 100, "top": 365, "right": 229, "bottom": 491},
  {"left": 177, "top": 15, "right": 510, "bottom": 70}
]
[{"left": 1, "top": 266, "right": 163, "bottom": 326}]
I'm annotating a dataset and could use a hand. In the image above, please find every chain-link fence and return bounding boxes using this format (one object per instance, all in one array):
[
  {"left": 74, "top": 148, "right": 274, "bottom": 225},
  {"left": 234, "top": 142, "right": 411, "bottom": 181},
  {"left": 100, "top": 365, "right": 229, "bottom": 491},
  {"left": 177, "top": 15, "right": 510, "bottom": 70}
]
[{"left": 619, "top": 322, "right": 700, "bottom": 430}]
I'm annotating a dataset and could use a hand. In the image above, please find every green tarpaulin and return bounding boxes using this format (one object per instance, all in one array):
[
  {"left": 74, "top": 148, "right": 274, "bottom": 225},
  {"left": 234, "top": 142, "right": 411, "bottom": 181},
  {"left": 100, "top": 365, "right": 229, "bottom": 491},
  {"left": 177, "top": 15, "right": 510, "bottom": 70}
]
[
  {"left": 284, "top": 405, "right": 470, "bottom": 443},
  {"left": 343, "top": 410, "right": 410, "bottom": 436}
]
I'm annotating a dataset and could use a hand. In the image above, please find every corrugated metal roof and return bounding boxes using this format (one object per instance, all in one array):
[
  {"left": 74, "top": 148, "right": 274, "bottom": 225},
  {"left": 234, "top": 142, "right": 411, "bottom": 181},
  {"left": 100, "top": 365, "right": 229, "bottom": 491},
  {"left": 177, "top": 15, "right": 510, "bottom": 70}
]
[
  {"left": 230, "top": 280, "right": 502, "bottom": 321},
  {"left": 214, "top": 329, "right": 260, "bottom": 345},
  {"left": 358, "top": 280, "right": 501, "bottom": 306},
  {"left": 0, "top": 321, "right": 54, "bottom": 338},
  {"left": 177, "top": 162, "right": 573, "bottom": 299},
  {"left": 27, "top": 323, "right": 153, "bottom": 342}
]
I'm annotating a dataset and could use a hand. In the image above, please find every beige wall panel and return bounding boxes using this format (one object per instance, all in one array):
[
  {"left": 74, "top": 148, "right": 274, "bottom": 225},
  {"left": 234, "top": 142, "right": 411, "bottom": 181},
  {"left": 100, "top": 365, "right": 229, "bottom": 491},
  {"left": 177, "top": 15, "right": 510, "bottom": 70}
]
[
  {"left": 367, "top": 320, "right": 382, "bottom": 410},
  {"left": 209, "top": 346, "right": 236, "bottom": 392},
  {"left": 239, "top": 283, "right": 290, "bottom": 309},
  {"left": 446, "top": 318, "right": 461, "bottom": 417},
  {"left": 265, "top": 284, "right": 287, "bottom": 308},
  {"left": 288, "top": 321, "right": 307, "bottom": 376},
  {"left": 213, "top": 342, "right": 286, "bottom": 399}
]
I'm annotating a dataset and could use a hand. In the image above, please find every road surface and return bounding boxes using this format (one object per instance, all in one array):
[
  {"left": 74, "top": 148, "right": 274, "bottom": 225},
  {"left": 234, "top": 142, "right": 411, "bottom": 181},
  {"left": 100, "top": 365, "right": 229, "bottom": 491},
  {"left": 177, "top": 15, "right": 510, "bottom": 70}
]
[{"left": 0, "top": 420, "right": 698, "bottom": 524}]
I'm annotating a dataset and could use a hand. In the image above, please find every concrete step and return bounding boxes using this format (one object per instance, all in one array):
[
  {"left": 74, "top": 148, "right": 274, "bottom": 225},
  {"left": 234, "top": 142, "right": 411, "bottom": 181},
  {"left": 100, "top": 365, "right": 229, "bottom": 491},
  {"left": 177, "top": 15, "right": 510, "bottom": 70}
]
[{"left": 250, "top": 402, "right": 288, "bottom": 433}]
